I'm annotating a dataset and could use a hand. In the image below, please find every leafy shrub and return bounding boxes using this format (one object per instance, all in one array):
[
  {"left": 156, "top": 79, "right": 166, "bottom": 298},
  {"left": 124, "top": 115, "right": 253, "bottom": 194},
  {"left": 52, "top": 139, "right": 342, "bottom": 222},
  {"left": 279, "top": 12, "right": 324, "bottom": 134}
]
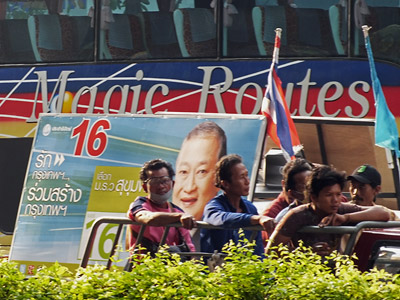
[
  {"left": 206, "top": 238, "right": 272, "bottom": 299},
  {"left": 22, "top": 262, "right": 73, "bottom": 299},
  {"left": 1, "top": 239, "right": 400, "bottom": 299},
  {"left": 0, "top": 259, "right": 26, "bottom": 299}
]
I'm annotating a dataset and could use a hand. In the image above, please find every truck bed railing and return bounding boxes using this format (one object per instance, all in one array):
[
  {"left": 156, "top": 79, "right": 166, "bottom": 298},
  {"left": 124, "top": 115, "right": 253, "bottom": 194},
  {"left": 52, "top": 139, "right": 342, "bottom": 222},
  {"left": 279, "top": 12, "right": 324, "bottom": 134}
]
[
  {"left": 299, "top": 221, "right": 400, "bottom": 255},
  {"left": 80, "top": 216, "right": 263, "bottom": 269},
  {"left": 80, "top": 216, "right": 400, "bottom": 269}
]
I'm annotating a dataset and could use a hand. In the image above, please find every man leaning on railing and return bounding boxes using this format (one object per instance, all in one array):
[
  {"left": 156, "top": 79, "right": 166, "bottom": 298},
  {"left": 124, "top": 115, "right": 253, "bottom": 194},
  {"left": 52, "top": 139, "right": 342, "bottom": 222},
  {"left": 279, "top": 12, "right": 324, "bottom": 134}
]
[
  {"left": 266, "top": 165, "right": 393, "bottom": 256},
  {"left": 126, "top": 159, "right": 196, "bottom": 260},
  {"left": 200, "top": 154, "right": 275, "bottom": 257}
]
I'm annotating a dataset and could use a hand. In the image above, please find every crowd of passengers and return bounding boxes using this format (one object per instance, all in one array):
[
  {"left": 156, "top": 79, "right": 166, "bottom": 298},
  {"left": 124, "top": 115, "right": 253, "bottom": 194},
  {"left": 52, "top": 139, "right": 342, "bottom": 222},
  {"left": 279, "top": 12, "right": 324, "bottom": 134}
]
[
  {"left": 125, "top": 121, "right": 396, "bottom": 264},
  {"left": 126, "top": 156, "right": 395, "bottom": 261}
]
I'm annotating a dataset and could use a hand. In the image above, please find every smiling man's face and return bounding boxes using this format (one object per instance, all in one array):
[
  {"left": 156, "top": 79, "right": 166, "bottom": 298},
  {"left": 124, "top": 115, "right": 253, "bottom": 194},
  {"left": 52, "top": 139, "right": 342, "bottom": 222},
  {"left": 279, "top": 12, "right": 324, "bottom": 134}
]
[{"left": 172, "top": 136, "right": 221, "bottom": 220}]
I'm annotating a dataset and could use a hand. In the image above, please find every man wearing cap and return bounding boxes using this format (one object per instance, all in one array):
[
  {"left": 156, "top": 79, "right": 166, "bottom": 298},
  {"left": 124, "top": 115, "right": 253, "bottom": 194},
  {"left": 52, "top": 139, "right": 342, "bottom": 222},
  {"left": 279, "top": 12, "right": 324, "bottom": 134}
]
[
  {"left": 348, "top": 164, "right": 381, "bottom": 206},
  {"left": 266, "top": 165, "right": 392, "bottom": 256}
]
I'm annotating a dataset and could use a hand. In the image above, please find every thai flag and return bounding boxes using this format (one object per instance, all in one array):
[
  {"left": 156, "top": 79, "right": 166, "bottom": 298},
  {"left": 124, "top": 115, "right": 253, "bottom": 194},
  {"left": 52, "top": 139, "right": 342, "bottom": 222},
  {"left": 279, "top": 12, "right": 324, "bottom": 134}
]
[{"left": 261, "top": 29, "right": 301, "bottom": 159}]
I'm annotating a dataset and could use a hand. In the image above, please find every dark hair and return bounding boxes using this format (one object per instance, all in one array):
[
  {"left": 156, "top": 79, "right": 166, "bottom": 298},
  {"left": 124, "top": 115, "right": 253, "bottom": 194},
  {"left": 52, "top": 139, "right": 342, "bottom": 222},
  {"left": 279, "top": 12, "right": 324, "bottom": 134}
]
[
  {"left": 283, "top": 158, "right": 313, "bottom": 191},
  {"left": 215, "top": 154, "right": 242, "bottom": 190},
  {"left": 139, "top": 159, "right": 175, "bottom": 182},
  {"left": 306, "top": 165, "right": 346, "bottom": 200},
  {"left": 185, "top": 121, "right": 227, "bottom": 159}
]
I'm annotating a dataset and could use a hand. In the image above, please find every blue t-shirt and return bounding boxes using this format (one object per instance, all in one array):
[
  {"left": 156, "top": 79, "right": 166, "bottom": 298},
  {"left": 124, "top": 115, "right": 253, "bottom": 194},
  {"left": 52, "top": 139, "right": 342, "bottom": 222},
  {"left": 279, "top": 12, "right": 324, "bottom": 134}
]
[{"left": 200, "top": 193, "right": 264, "bottom": 257}]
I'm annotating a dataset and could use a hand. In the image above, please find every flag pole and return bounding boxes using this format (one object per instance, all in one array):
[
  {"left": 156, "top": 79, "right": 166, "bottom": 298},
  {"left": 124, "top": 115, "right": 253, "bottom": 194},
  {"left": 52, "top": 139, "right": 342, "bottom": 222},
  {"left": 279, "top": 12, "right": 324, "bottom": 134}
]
[
  {"left": 361, "top": 25, "right": 371, "bottom": 38},
  {"left": 272, "top": 28, "right": 282, "bottom": 65}
]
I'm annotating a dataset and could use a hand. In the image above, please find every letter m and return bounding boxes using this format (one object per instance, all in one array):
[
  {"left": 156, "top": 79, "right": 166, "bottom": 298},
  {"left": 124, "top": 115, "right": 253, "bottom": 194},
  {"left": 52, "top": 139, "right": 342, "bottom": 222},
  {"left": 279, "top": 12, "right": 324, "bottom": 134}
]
[{"left": 27, "top": 70, "right": 74, "bottom": 122}]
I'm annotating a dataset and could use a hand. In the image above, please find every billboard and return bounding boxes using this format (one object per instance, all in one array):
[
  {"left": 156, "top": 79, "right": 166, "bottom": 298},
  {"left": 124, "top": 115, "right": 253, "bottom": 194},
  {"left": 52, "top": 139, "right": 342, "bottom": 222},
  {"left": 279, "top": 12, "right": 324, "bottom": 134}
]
[{"left": 10, "top": 113, "right": 266, "bottom": 273}]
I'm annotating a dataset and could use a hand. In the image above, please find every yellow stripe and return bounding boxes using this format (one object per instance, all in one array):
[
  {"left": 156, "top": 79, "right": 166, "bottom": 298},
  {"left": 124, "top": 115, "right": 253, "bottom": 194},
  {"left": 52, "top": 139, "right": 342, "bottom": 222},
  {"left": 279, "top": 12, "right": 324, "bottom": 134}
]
[{"left": 108, "top": 135, "right": 179, "bottom": 153}]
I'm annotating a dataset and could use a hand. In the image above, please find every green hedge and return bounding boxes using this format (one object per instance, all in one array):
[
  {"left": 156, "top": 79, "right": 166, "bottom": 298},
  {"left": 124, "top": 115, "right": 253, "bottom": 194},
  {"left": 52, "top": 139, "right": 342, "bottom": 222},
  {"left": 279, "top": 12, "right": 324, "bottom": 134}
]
[{"left": 2, "top": 239, "right": 400, "bottom": 299}]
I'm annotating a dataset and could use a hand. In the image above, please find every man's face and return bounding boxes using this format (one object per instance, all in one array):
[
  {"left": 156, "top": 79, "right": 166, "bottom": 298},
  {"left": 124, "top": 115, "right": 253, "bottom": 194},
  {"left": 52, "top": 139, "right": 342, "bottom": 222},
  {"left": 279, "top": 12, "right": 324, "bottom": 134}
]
[
  {"left": 172, "top": 136, "right": 221, "bottom": 220},
  {"left": 287, "top": 170, "right": 311, "bottom": 204},
  {"left": 311, "top": 184, "right": 342, "bottom": 216},
  {"left": 349, "top": 179, "right": 380, "bottom": 206},
  {"left": 223, "top": 163, "right": 250, "bottom": 197},
  {"left": 143, "top": 167, "right": 173, "bottom": 199}
]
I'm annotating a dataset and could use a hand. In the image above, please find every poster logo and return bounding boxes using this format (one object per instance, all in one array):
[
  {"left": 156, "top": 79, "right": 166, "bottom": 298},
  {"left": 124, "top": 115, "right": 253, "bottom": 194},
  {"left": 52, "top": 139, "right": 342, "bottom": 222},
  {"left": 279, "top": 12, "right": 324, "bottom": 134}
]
[{"left": 42, "top": 124, "right": 51, "bottom": 136}]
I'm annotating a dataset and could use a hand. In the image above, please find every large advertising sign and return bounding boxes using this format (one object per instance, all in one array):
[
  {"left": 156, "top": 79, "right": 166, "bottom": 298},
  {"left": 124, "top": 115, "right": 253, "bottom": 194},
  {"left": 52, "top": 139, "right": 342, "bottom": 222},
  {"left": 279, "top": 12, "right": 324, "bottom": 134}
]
[
  {"left": 1, "top": 59, "right": 400, "bottom": 138},
  {"left": 10, "top": 113, "right": 266, "bottom": 274}
]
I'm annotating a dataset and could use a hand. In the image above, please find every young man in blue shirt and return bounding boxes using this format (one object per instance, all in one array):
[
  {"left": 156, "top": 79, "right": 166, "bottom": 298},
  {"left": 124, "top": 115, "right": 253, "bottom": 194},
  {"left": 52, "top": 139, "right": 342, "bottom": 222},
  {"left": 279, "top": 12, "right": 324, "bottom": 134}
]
[{"left": 200, "top": 154, "right": 274, "bottom": 256}]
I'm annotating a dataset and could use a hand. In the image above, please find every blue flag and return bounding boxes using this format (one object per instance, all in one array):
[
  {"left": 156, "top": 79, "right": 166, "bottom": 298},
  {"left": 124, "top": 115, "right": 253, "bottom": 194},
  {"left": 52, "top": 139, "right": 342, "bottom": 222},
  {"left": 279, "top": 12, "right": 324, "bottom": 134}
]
[{"left": 365, "top": 34, "right": 400, "bottom": 157}]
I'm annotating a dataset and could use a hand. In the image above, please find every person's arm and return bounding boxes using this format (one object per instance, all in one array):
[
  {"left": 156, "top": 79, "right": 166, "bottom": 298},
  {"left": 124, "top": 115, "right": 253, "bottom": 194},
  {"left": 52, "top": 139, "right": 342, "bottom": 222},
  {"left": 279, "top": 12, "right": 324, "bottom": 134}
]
[
  {"left": 264, "top": 207, "right": 303, "bottom": 253},
  {"left": 203, "top": 200, "right": 254, "bottom": 228},
  {"left": 250, "top": 215, "right": 275, "bottom": 235},
  {"left": 135, "top": 210, "right": 196, "bottom": 229},
  {"left": 275, "top": 207, "right": 290, "bottom": 224},
  {"left": 265, "top": 230, "right": 292, "bottom": 253},
  {"left": 319, "top": 205, "right": 391, "bottom": 227}
]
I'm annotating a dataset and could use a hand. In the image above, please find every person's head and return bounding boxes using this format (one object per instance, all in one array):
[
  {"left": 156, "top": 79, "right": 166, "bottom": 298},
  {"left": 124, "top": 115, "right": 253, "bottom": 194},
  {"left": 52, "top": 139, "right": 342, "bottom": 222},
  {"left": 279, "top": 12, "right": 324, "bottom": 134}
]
[
  {"left": 282, "top": 158, "right": 313, "bottom": 204},
  {"left": 173, "top": 121, "right": 227, "bottom": 220},
  {"left": 307, "top": 165, "right": 346, "bottom": 216},
  {"left": 215, "top": 154, "right": 250, "bottom": 197},
  {"left": 140, "top": 159, "right": 175, "bottom": 206},
  {"left": 347, "top": 164, "right": 381, "bottom": 206}
]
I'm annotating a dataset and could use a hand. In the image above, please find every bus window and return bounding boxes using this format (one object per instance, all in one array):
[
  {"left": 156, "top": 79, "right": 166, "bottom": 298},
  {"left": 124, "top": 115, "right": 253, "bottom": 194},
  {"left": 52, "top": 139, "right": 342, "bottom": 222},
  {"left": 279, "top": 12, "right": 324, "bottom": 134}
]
[
  {"left": 0, "top": 18, "right": 36, "bottom": 63},
  {"left": 252, "top": 0, "right": 339, "bottom": 57},
  {"left": 1, "top": 0, "right": 94, "bottom": 63},
  {"left": 255, "top": 0, "right": 279, "bottom": 6},
  {"left": 0, "top": 0, "right": 399, "bottom": 64},
  {"left": 353, "top": 0, "right": 400, "bottom": 65},
  {"left": 293, "top": 0, "right": 338, "bottom": 10},
  {"left": 62, "top": 0, "right": 92, "bottom": 16},
  {"left": 223, "top": 0, "right": 259, "bottom": 57},
  {"left": 5, "top": 1, "right": 48, "bottom": 19},
  {"left": 174, "top": 7, "right": 217, "bottom": 58},
  {"left": 99, "top": 13, "right": 147, "bottom": 60},
  {"left": 100, "top": 0, "right": 182, "bottom": 60},
  {"left": 27, "top": 14, "right": 94, "bottom": 62},
  {"left": 0, "top": 1, "right": 47, "bottom": 64},
  {"left": 177, "top": 0, "right": 195, "bottom": 9},
  {"left": 142, "top": 11, "right": 181, "bottom": 59},
  {"left": 329, "top": 2, "right": 348, "bottom": 56},
  {"left": 100, "top": 0, "right": 147, "bottom": 60}
]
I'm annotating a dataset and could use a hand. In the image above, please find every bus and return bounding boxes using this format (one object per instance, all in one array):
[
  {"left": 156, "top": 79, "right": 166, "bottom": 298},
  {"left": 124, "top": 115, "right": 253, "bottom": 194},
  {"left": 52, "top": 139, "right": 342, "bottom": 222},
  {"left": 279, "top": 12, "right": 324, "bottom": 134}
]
[{"left": 1, "top": 0, "right": 400, "bottom": 239}]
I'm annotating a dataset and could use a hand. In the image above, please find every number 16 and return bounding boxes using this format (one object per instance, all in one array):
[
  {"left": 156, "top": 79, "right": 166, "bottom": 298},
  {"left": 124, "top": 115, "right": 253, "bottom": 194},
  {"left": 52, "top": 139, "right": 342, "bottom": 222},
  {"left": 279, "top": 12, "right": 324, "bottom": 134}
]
[{"left": 71, "top": 119, "right": 111, "bottom": 157}]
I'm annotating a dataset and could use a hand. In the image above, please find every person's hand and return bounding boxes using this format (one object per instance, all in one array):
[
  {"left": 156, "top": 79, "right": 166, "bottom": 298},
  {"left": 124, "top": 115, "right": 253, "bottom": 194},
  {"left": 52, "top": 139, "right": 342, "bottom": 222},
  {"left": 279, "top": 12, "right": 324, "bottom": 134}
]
[
  {"left": 259, "top": 216, "right": 275, "bottom": 235},
  {"left": 312, "top": 242, "right": 332, "bottom": 256},
  {"left": 319, "top": 214, "right": 347, "bottom": 227},
  {"left": 180, "top": 213, "right": 197, "bottom": 230}
]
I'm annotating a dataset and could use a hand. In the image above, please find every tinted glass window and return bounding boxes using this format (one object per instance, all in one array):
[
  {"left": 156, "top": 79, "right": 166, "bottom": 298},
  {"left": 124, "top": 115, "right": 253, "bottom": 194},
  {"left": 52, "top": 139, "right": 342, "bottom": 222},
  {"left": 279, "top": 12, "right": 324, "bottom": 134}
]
[
  {"left": 0, "top": 0, "right": 94, "bottom": 63},
  {"left": 353, "top": 0, "right": 400, "bottom": 65},
  {"left": 372, "top": 245, "right": 400, "bottom": 274},
  {"left": 0, "top": 0, "right": 399, "bottom": 64}
]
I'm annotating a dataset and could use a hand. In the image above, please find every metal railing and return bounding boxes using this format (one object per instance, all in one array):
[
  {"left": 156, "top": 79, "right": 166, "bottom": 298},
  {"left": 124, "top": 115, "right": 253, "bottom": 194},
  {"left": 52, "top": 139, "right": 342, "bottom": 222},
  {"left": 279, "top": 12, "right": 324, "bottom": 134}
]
[
  {"left": 80, "top": 216, "right": 263, "bottom": 269},
  {"left": 299, "top": 221, "right": 400, "bottom": 255},
  {"left": 80, "top": 216, "right": 400, "bottom": 269}
]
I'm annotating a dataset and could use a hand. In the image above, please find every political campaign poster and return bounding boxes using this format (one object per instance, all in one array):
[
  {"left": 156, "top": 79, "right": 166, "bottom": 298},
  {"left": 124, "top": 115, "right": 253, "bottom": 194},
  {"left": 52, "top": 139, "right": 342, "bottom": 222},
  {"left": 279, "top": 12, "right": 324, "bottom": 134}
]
[{"left": 10, "top": 113, "right": 266, "bottom": 273}]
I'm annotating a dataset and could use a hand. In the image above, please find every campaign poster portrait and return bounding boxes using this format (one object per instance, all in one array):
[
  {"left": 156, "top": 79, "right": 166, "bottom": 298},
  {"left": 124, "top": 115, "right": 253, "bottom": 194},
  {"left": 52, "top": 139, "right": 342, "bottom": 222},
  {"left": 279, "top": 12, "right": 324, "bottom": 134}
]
[{"left": 10, "top": 113, "right": 266, "bottom": 273}]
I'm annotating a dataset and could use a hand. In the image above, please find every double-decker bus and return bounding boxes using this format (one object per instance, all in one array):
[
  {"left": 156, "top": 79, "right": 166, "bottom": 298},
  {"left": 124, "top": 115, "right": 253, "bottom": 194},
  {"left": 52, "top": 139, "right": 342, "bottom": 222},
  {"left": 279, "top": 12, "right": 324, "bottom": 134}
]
[
  {"left": 1, "top": 0, "right": 400, "bottom": 237},
  {"left": 2, "top": 0, "right": 400, "bottom": 131}
]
